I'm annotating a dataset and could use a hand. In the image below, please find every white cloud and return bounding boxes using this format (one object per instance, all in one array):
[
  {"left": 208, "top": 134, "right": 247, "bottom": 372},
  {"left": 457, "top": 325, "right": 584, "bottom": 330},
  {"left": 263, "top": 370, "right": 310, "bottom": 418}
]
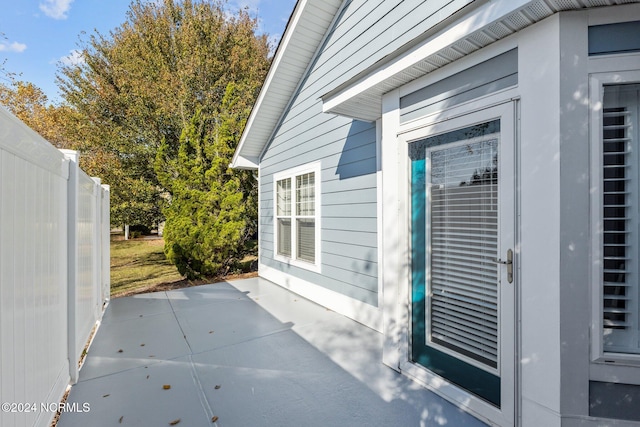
[
  {"left": 39, "top": 0, "right": 74, "bottom": 20},
  {"left": 0, "top": 41, "right": 27, "bottom": 53},
  {"left": 59, "top": 49, "right": 84, "bottom": 66}
]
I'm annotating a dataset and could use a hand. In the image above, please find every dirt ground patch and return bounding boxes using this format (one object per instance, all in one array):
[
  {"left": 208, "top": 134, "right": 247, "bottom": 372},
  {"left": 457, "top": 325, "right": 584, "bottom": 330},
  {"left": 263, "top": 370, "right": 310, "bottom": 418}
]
[{"left": 113, "top": 270, "right": 259, "bottom": 298}]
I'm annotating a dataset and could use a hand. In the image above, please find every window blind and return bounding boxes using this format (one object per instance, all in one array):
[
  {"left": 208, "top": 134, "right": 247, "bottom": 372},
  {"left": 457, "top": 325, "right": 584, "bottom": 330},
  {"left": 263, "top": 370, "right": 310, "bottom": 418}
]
[
  {"left": 429, "top": 139, "right": 499, "bottom": 368},
  {"left": 601, "top": 84, "right": 639, "bottom": 354},
  {"left": 296, "top": 173, "right": 315, "bottom": 263},
  {"left": 602, "top": 107, "right": 631, "bottom": 331},
  {"left": 276, "top": 178, "right": 292, "bottom": 257},
  {"left": 278, "top": 219, "right": 292, "bottom": 257}
]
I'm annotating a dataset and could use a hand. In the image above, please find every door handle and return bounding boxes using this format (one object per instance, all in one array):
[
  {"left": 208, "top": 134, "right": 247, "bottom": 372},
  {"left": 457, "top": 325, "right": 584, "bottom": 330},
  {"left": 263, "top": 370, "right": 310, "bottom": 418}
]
[{"left": 492, "top": 249, "right": 513, "bottom": 283}]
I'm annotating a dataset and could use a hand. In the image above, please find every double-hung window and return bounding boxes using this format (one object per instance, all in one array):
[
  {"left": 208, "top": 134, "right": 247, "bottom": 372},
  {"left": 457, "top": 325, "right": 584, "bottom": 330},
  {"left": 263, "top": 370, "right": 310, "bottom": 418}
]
[
  {"left": 592, "top": 76, "right": 640, "bottom": 359},
  {"left": 274, "top": 163, "right": 321, "bottom": 271}
]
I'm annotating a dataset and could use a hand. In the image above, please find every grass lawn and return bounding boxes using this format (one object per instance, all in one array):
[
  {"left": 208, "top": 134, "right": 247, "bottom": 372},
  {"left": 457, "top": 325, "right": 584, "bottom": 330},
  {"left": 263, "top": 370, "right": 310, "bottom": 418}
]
[
  {"left": 110, "top": 237, "right": 183, "bottom": 297},
  {"left": 110, "top": 235, "right": 258, "bottom": 298}
]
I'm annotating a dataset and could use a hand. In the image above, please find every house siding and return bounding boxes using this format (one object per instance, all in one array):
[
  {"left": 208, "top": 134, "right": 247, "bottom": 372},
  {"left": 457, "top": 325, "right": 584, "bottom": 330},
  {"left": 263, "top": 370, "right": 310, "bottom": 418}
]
[
  {"left": 400, "top": 48, "right": 518, "bottom": 123},
  {"left": 259, "top": 0, "right": 476, "bottom": 306}
]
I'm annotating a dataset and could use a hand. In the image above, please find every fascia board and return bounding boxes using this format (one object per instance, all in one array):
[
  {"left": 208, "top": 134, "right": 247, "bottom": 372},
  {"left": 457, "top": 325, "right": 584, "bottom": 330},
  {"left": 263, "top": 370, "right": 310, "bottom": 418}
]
[
  {"left": 232, "top": 0, "right": 344, "bottom": 169},
  {"left": 231, "top": 0, "right": 307, "bottom": 169}
]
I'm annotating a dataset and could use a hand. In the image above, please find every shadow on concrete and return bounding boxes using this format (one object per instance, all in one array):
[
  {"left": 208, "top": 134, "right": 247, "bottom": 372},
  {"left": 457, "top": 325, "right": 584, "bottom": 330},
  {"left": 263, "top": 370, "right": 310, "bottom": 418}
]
[{"left": 58, "top": 278, "right": 487, "bottom": 427}]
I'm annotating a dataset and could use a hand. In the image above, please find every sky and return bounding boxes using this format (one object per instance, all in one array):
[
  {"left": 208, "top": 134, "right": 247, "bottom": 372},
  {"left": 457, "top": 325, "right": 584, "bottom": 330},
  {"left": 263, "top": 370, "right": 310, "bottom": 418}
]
[{"left": 0, "top": 0, "right": 297, "bottom": 104}]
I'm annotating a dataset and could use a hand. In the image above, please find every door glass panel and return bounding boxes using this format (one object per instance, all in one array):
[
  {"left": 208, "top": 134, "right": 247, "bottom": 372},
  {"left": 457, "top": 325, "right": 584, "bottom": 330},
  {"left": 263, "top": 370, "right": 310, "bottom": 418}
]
[
  {"left": 429, "top": 139, "right": 499, "bottom": 369},
  {"left": 410, "top": 119, "right": 501, "bottom": 406}
]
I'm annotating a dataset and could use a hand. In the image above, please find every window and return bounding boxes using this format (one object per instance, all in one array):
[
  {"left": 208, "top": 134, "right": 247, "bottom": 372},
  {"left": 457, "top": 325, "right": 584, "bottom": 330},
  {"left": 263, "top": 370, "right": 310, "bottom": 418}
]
[
  {"left": 600, "top": 83, "right": 640, "bottom": 355},
  {"left": 276, "top": 178, "right": 292, "bottom": 257},
  {"left": 428, "top": 135, "right": 500, "bottom": 370},
  {"left": 274, "top": 163, "right": 321, "bottom": 270}
]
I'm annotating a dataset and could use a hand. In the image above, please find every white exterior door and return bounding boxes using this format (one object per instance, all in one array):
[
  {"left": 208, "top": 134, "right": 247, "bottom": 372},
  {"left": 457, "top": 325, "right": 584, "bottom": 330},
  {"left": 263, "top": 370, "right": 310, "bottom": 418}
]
[{"left": 398, "top": 102, "right": 516, "bottom": 426}]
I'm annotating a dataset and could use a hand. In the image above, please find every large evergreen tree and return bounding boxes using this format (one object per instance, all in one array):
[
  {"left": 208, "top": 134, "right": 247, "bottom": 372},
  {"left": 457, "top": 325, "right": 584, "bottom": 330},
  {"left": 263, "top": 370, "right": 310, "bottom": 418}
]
[{"left": 156, "top": 84, "right": 254, "bottom": 278}]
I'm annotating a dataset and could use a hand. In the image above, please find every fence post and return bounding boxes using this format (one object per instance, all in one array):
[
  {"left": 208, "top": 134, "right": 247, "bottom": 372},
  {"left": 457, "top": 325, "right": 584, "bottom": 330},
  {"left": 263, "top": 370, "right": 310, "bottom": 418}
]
[
  {"left": 61, "top": 149, "right": 80, "bottom": 385},
  {"left": 92, "top": 178, "right": 102, "bottom": 321},
  {"left": 101, "top": 185, "right": 111, "bottom": 305}
]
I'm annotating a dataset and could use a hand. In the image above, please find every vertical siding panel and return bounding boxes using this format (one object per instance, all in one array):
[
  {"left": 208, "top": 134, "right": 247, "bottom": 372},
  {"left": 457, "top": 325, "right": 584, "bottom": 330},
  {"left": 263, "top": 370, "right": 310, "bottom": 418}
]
[
  {"left": 92, "top": 180, "right": 100, "bottom": 321},
  {"left": 0, "top": 149, "right": 3, "bottom": 427},
  {"left": 34, "top": 164, "right": 42, "bottom": 425},
  {"left": 37, "top": 168, "right": 45, "bottom": 398},
  {"left": 0, "top": 151, "right": 8, "bottom": 427},
  {"left": 50, "top": 175, "right": 60, "bottom": 384},
  {"left": 37, "top": 166, "right": 47, "bottom": 427},
  {"left": 50, "top": 176, "right": 58, "bottom": 376},
  {"left": 32, "top": 165, "right": 41, "bottom": 427},
  {"left": 43, "top": 171, "right": 52, "bottom": 399},
  {"left": 26, "top": 163, "right": 35, "bottom": 417},
  {"left": 36, "top": 167, "right": 46, "bottom": 412},
  {"left": 1, "top": 152, "right": 16, "bottom": 427},
  {"left": 73, "top": 170, "right": 98, "bottom": 362},
  {"left": 31, "top": 165, "right": 41, "bottom": 425},
  {"left": 102, "top": 187, "right": 110, "bottom": 302},
  {"left": 58, "top": 173, "right": 68, "bottom": 368},
  {"left": 17, "top": 158, "right": 29, "bottom": 427}
]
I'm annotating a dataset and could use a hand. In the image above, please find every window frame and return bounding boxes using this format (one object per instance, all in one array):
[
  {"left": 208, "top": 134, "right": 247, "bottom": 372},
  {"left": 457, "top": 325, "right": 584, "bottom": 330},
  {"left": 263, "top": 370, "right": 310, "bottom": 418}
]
[
  {"left": 590, "top": 70, "right": 640, "bottom": 364},
  {"left": 273, "top": 162, "right": 322, "bottom": 273},
  {"left": 424, "top": 131, "right": 502, "bottom": 376}
]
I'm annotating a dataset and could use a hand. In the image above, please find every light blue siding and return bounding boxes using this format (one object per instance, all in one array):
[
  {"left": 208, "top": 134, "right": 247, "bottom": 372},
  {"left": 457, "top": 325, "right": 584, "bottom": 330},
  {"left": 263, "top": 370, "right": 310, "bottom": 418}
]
[
  {"left": 400, "top": 48, "right": 518, "bottom": 123},
  {"left": 323, "top": 202, "right": 376, "bottom": 218},
  {"left": 260, "top": 0, "right": 474, "bottom": 306}
]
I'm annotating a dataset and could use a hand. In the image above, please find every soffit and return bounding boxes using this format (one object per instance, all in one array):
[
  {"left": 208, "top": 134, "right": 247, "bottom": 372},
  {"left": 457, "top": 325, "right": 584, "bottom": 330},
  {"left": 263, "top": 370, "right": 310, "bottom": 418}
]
[{"left": 322, "top": 0, "right": 640, "bottom": 122}]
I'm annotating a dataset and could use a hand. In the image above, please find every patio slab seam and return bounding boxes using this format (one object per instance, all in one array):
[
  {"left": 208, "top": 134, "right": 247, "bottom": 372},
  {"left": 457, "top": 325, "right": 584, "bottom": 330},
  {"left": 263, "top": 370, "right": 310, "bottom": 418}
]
[{"left": 166, "top": 293, "right": 194, "bottom": 354}]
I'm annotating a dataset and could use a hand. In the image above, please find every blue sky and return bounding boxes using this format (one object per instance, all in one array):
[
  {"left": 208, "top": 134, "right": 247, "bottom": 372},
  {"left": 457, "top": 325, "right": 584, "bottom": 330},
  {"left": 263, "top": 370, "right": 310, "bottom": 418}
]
[{"left": 0, "top": 0, "right": 297, "bottom": 104}]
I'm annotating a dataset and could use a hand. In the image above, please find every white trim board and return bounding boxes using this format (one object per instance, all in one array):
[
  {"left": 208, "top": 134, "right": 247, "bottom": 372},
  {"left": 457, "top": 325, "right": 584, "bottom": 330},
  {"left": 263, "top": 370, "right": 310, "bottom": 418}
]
[{"left": 259, "top": 264, "right": 382, "bottom": 332}]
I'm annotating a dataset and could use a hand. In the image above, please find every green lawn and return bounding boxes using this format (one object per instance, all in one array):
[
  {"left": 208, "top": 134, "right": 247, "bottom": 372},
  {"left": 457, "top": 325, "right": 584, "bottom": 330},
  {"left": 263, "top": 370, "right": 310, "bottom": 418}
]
[
  {"left": 110, "top": 237, "right": 185, "bottom": 297},
  {"left": 110, "top": 236, "right": 258, "bottom": 298}
]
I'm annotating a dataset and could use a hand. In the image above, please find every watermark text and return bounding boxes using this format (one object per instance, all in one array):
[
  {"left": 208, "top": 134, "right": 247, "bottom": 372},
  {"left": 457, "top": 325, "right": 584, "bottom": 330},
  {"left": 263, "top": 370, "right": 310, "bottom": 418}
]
[{"left": 2, "top": 402, "right": 90, "bottom": 413}]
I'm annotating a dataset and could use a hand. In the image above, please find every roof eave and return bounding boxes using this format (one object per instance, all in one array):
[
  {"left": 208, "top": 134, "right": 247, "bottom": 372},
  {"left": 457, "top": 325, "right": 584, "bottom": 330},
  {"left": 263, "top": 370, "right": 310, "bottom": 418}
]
[
  {"left": 321, "top": 0, "right": 640, "bottom": 122},
  {"left": 231, "top": 0, "right": 344, "bottom": 169},
  {"left": 229, "top": 154, "right": 259, "bottom": 170}
]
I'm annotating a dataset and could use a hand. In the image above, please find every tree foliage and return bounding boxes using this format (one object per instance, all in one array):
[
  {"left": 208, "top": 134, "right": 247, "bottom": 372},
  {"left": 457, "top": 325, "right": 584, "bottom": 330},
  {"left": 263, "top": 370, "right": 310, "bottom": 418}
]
[
  {"left": 0, "top": 80, "right": 76, "bottom": 147},
  {"left": 156, "top": 84, "right": 255, "bottom": 278},
  {"left": 57, "top": 0, "right": 269, "bottom": 276},
  {"left": 58, "top": 0, "right": 269, "bottom": 160},
  {"left": 0, "top": 79, "right": 164, "bottom": 229}
]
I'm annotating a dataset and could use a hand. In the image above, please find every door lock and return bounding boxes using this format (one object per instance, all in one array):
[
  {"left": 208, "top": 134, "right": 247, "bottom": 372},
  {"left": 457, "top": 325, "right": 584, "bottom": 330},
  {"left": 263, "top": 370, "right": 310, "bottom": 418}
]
[{"left": 493, "top": 249, "right": 513, "bottom": 283}]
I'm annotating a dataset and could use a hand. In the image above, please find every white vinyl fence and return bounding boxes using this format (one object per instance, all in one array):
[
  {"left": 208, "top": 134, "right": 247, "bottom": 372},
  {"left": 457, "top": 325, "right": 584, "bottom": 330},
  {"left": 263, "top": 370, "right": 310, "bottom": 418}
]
[{"left": 0, "top": 107, "right": 110, "bottom": 427}]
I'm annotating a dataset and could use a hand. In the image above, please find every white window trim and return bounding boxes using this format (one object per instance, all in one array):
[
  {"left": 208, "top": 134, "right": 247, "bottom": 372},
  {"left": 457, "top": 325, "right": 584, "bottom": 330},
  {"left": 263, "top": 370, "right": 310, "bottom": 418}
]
[
  {"left": 273, "top": 162, "right": 322, "bottom": 273},
  {"left": 590, "top": 70, "right": 640, "bottom": 365}
]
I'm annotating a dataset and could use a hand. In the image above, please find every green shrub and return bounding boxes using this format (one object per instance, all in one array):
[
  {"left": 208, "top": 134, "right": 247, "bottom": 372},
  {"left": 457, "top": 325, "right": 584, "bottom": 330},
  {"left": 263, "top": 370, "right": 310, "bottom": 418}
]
[{"left": 155, "top": 89, "right": 257, "bottom": 279}]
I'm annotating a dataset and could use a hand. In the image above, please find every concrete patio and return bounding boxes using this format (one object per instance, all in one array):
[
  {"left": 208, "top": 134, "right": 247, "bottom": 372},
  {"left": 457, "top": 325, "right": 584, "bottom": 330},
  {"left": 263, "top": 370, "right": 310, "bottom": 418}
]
[{"left": 57, "top": 277, "right": 488, "bottom": 427}]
